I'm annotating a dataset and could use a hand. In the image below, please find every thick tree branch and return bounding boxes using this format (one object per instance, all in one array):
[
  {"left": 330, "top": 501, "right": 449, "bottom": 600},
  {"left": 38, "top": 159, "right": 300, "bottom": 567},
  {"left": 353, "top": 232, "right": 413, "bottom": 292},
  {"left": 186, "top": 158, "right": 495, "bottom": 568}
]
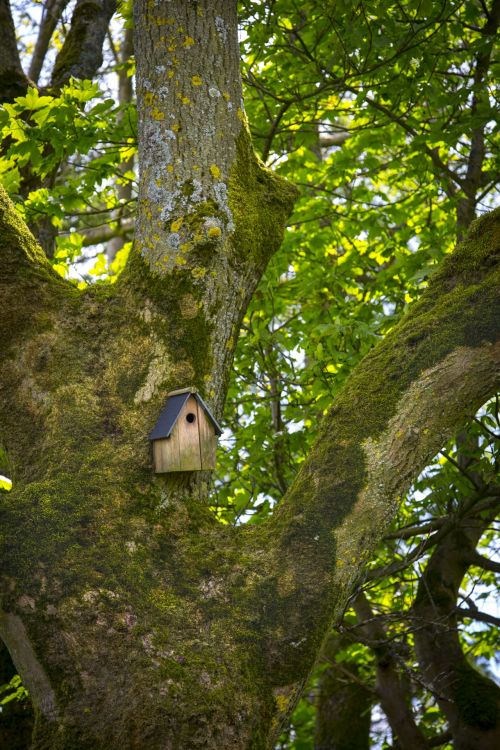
[
  {"left": 0, "top": 184, "right": 62, "bottom": 296},
  {"left": 256, "top": 208, "right": 500, "bottom": 703},
  {"left": 51, "top": 0, "right": 117, "bottom": 89},
  {"left": 130, "top": 0, "right": 297, "bottom": 415}
]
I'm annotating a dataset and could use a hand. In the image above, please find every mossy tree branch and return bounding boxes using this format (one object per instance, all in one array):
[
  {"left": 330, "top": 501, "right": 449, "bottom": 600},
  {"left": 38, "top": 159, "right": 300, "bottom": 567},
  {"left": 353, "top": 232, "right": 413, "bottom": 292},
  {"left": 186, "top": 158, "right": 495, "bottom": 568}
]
[
  {"left": 0, "top": 186, "right": 71, "bottom": 347},
  {"left": 51, "top": 0, "right": 117, "bottom": 89},
  {"left": 254, "top": 209, "right": 500, "bottom": 734}
]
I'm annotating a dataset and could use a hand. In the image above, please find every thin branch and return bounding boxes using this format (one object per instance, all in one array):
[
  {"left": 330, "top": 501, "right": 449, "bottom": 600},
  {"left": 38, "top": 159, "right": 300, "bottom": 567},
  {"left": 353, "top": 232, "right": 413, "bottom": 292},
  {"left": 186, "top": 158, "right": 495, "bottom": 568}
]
[
  {"left": 455, "top": 606, "right": 500, "bottom": 627},
  {"left": 469, "top": 551, "right": 500, "bottom": 574},
  {"left": 29, "top": 0, "right": 70, "bottom": 83}
]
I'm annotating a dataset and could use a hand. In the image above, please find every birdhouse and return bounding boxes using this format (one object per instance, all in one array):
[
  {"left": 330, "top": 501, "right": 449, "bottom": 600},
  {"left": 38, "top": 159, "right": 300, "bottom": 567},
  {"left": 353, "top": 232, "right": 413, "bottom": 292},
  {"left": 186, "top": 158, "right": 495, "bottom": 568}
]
[{"left": 149, "top": 387, "right": 222, "bottom": 473}]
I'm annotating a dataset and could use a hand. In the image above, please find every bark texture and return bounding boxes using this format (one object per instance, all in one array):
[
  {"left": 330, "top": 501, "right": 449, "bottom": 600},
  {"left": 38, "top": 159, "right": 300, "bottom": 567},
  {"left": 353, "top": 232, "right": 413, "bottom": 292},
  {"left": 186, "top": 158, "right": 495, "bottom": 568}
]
[
  {"left": 51, "top": 0, "right": 117, "bottom": 89},
  {"left": 1, "top": 1, "right": 500, "bottom": 748},
  {"left": 0, "top": 0, "right": 30, "bottom": 101},
  {"left": 413, "top": 513, "right": 500, "bottom": 749}
]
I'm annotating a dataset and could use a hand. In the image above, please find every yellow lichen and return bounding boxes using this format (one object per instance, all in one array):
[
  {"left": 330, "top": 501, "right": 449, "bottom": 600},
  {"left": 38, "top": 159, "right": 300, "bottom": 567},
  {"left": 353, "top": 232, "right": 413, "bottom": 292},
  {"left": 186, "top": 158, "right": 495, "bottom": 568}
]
[
  {"left": 191, "top": 267, "right": 206, "bottom": 279},
  {"left": 151, "top": 108, "right": 165, "bottom": 120},
  {"left": 207, "top": 226, "right": 222, "bottom": 238},
  {"left": 210, "top": 164, "right": 221, "bottom": 179},
  {"left": 171, "top": 217, "right": 183, "bottom": 232},
  {"left": 183, "top": 36, "right": 195, "bottom": 47},
  {"left": 191, "top": 76, "right": 203, "bottom": 86}
]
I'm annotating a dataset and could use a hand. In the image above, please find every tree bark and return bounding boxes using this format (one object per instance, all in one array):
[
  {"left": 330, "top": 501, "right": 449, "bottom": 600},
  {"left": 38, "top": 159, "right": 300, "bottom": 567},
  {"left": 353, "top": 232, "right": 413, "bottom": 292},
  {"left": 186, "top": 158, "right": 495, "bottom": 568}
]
[
  {"left": 413, "top": 511, "right": 500, "bottom": 749},
  {"left": 28, "top": 0, "right": 70, "bottom": 84},
  {"left": 0, "top": 0, "right": 30, "bottom": 101},
  {"left": 107, "top": 24, "right": 135, "bottom": 263},
  {"left": 1, "top": 2, "right": 500, "bottom": 748},
  {"left": 51, "top": 0, "right": 117, "bottom": 89}
]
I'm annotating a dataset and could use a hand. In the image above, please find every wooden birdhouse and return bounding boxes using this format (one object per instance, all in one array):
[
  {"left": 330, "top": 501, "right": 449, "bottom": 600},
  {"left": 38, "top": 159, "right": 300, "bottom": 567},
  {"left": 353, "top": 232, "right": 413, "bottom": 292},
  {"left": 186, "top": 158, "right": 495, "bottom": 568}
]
[{"left": 149, "top": 387, "right": 222, "bottom": 473}]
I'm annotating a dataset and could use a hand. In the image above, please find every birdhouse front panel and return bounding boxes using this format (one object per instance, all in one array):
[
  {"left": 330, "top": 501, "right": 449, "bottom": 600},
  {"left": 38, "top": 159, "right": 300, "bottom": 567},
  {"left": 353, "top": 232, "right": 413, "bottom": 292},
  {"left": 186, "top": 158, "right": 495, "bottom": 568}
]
[
  {"left": 153, "top": 395, "right": 201, "bottom": 472},
  {"left": 150, "top": 388, "right": 221, "bottom": 473}
]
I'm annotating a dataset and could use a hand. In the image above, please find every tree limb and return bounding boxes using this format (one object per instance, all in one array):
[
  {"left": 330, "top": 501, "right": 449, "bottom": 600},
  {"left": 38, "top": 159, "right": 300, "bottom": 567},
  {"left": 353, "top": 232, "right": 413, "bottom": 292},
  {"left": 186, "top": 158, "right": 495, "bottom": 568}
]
[
  {"left": 257, "top": 208, "right": 500, "bottom": 688},
  {"left": 28, "top": 0, "right": 71, "bottom": 84},
  {"left": 469, "top": 551, "right": 500, "bottom": 573},
  {"left": 51, "top": 0, "right": 117, "bottom": 89},
  {"left": 455, "top": 606, "right": 500, "bottom": 627},
  {"left": 413, "top": 508, "right": 500, "bottom": 746}
]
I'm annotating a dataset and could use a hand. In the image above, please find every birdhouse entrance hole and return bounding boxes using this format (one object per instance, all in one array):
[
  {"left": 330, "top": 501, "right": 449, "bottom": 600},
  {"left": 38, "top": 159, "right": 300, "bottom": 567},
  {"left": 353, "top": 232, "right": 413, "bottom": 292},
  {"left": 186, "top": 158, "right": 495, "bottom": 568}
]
[{"left": 186, "top": 412, "right": 196, "bottom": 423}]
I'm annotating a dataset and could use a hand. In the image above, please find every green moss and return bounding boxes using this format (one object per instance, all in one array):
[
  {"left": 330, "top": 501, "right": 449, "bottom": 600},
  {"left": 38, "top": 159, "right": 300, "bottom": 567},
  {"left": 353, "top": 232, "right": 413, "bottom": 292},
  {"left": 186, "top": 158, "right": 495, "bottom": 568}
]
[{"left": 228, "top": 125, "right": 298, "bottom": 270}]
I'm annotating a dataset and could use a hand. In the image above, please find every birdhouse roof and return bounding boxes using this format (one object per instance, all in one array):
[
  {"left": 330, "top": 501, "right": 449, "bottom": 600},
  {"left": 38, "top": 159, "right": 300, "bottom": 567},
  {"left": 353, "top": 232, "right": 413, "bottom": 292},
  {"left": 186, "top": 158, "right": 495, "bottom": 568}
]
[{"left": 148, "top": 388, "right": 222, "bottom": 440}]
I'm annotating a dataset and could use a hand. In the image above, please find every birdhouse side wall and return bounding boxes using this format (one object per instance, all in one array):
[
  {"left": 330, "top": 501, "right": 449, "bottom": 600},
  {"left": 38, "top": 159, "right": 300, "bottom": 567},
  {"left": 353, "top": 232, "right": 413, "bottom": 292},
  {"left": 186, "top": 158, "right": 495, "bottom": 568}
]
[{"left": 198, "top": 407, "right": 217, "bottom": 469}]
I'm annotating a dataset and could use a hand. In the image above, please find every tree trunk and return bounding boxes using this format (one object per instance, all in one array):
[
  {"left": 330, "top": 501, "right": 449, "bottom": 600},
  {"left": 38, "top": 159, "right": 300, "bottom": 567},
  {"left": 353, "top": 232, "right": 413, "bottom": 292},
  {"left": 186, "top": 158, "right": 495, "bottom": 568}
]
[{"left": 1, "top": 2, "right": 500, "bottom": 748}]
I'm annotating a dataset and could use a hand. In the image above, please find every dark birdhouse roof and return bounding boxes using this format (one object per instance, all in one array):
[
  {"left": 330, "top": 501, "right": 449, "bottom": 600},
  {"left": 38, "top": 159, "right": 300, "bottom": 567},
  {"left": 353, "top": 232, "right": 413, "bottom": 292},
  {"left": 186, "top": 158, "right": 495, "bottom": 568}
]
[{"left": 149, "top": 388, "right": 222, "bottom": 440}]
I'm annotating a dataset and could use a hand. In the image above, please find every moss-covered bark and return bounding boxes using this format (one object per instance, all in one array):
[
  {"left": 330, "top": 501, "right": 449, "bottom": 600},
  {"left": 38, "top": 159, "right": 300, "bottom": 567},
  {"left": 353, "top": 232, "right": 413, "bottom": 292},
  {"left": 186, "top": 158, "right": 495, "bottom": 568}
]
[
  {"left": 1, "top": 197, "right": 499, "bottom": 749},
  {"left": 1, "top": 0, "right": 500, "bottom": 746}
]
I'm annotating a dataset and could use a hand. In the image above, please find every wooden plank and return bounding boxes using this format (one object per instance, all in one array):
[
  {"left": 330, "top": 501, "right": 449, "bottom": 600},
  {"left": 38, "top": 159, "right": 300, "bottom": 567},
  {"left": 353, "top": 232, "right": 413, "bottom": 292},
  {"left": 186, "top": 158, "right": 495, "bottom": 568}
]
[
  {"left": 154, "top": 436, "right": 180, "bottom": 472},
  {"left": 174, "top": 395, "right": 202, "bottom": 471},
  {"left": 198, "top": 406, "right": 217, "bottom": 469}
]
